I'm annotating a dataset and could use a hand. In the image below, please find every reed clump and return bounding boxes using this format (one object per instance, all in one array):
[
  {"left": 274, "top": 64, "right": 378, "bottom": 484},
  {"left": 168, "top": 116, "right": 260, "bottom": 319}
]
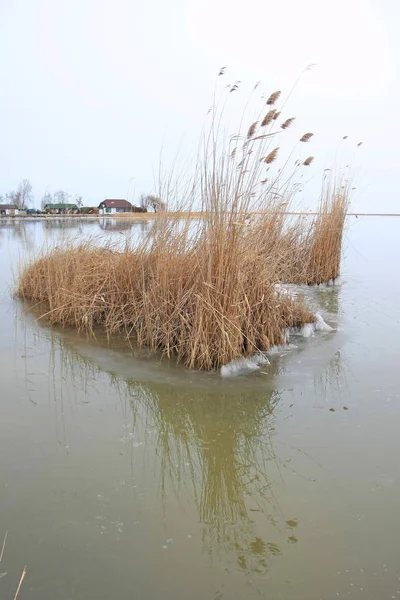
[
  {"left": 16, "top": 74, "right": 351, "bottom": 370},
  {"left": 17, "top": 232, "right": 313, "bottom": 370},
  {"left": 300, "top": 182, "right": 349, "bottom": 284}
]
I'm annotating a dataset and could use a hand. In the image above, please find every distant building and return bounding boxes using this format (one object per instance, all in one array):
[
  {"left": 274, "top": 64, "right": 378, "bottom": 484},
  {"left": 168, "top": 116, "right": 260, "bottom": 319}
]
[
  {"left": 98, "top": 199, "right": 133, "bottom": 214},
  {"left": 44, "top": 203, "right": 78, "bottom": 214},
  {"left": 98, "top": 199, "right": 147, "bottom": 215},
  {"left": 0, "top": 204, "right": 19, "bottom": 216}
]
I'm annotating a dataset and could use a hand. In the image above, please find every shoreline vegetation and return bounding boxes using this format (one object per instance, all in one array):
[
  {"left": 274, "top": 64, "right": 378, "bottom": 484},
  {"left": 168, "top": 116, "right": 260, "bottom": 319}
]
[
  {"left": 17, "top": 77, "right": 352, "bottom": 370},
  {"left": 5, "top": 211, "right": 400, "bottom": 219}
]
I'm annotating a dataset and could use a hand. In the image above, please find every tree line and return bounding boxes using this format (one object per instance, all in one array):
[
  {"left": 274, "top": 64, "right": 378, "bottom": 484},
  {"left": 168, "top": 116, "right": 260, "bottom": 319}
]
[
  {"left": 1, "top": 179, "right": 167, "bottom": 212},
  {"left": 0, "top": 179, "right": 84, "bottom": 211},
  {"left": 0, "top": 179, "right": 33, "bottom": 209},
  {"left": 40, "top": 191, "right": 83, "bottom": 211}
]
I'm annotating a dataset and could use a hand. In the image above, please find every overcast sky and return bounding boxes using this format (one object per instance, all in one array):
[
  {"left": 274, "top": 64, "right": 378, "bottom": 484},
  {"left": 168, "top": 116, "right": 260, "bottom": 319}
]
[{"left": 0, "top": 0, "right": 399, "bottom": 211}]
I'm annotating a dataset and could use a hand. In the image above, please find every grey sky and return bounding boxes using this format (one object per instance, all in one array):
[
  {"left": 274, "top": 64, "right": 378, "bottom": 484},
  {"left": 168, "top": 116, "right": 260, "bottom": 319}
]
[{"left": 0, "top": 0, "right": 399, "bottom": 211}]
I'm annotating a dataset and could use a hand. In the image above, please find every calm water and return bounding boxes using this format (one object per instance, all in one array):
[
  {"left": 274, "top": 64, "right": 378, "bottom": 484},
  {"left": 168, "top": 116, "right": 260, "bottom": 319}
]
[{"left": 1, "top": 217, "right": 400, "bottom": 600}]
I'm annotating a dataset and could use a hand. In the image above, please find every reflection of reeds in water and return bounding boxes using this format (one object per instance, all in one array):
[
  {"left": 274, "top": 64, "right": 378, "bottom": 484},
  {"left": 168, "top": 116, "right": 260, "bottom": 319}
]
[
  {"left": 195, "top": 394, "right": 282, "bottom": 571},
  {"left": 98, "top": 219, "right": 150, "bottom": 232},
  {"left": 31, "top": 326, "right": 288, "bottom": 573},
  {"left": 115, "top": 381, "right": 285, "bottom": 572}
]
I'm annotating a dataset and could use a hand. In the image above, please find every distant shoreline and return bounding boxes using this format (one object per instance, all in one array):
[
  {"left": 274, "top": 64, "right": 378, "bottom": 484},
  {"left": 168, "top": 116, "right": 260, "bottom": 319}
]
[{"left": 1, "top": 212, "right": 400, "bottom": 220}]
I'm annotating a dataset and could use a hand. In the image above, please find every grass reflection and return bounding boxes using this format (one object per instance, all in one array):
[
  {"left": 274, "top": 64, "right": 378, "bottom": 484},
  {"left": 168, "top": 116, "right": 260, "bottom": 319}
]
[
  {"left": 33, "top": 328, "right": 288, "bottom": 573},
  {"left": 125, "top": 380, "right": 282, "bottom": 570}
]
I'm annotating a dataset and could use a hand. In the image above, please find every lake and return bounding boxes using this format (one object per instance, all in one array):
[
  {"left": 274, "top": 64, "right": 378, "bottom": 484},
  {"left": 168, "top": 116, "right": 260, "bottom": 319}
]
[{"left": 1, "top": 216, "right": 400, "bottom": 600}]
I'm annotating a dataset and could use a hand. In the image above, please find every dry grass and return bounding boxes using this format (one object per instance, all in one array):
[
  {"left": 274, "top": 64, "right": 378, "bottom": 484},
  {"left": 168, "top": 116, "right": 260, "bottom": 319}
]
[
  {"left": 0, "top": 532, "right": 27, "bottom": 600},
  {"left": 0, "top": 532, "right": 7, "bottom": 564},
  {"left": 16, "top": 75, "right": 351, "bottom": 370},
  {"left": 301, "top": 181, "right": 349, "bottom": 284},
  {"left": 17, "top": 232, "right": 313, "bottom": 371},
  {"left": 13, "top": 568, "right": 26, "bottom": 600},
  {"left": 16, "top": 190, "right": 347, "bottom": 369}
]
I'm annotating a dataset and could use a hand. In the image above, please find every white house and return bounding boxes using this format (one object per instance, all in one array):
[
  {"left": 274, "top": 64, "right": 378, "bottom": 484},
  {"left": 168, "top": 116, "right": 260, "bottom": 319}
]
[{"left": 98, "top": 199, "right": 133, "bottom": 214}]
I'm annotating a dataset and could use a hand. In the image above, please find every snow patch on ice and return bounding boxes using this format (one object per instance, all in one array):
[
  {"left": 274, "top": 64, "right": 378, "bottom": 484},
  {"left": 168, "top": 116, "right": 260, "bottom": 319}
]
[
  {"left": 314, "top": 312, "right": 334, "bottom": 332},
  {"left": 220, "top": 313, "right": 334, "bottom": 376},
  {"left": 220, "top": 359, "right": 259, "bottom": 378},
  {"left": 301, "top": 323, "right": 315, "bottom": 338},
  {"left": 252, "top": 353, "right": 270, "bottom": 366},
  {"left": 267, "top": 343, "right": 298, "bottom": 355},
  {"left": 296, "top": 313, "right": 334, "bottom": 338},
  {"left": 220, "top": 353, "right": 270, "bottom": 378}
]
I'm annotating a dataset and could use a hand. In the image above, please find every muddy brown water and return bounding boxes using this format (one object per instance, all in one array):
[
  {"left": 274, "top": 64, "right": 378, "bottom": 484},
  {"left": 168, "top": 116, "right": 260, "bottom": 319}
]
[{"left": 1, "top": 217, "right": 400, "bottom": 600}]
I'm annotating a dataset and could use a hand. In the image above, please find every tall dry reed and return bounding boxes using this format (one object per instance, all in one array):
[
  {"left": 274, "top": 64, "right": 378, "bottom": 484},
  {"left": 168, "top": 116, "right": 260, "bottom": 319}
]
[
  {"left": 17, "top": 73, "right": 351, "bottom": 370},
  {"left": 17, "top": 233, "right": 313, "bottom": 370},
  {"left": 292, "top": 180, "right": 350, "bottom": 284}
]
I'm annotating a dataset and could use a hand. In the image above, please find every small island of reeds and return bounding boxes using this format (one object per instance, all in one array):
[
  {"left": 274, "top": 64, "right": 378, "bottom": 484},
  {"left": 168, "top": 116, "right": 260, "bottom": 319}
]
[{"left": 17, "top": 80, "right": 351, "bottom": 370}]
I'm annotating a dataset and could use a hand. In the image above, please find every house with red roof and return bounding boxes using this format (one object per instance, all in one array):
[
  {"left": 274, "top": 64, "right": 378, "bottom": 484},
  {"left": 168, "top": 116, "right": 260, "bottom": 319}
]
[
  {"left": 98, "top": 199, "right": 133, "bottom": 214},
  {"left": 98, "top": 199, "right": 148, "bottom": 215}
]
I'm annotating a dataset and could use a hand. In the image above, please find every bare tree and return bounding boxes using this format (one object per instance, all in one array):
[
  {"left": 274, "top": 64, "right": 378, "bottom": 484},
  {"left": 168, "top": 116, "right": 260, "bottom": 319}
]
[
  {"left": 5, "top": 190, "right": 21, "bottom": 207},
  {"left": 53, "top": 190, "right": 70, "bottom": 204},
  {"left": 41, "top": 192, "right": 53, "bottom": 211},
  {"left": 4, "top": 180, "right": 33, "bottom": 209},
  {"left": 75, "top": 195, "right": 83, "bottom": 208},
  {"left": 17, "top": 179, "right": 33, "bottom": 208},
  {"left": 6, "top": 191, "right": 16, "bottom": 202},
  {"left": 140, "top": 193, "right": 166, "bottom": 213}
]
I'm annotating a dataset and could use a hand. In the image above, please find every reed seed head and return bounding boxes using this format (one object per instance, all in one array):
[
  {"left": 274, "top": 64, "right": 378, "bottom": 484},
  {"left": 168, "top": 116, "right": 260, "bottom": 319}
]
[
  {"left": 303, "top": 156, "right": 314, "bottom": 166},
  {"left": 273, "top": 111, "right": 281, "bottom": 120},
  {"left": 261, "top": 110, "right": 276, "bottom": 127},
  {"left": 300, "top": 133, "right": 314, "bottom": 142},
  {"left": 264, "top": 148, "right": 279, "bottom": 164},
  {"left": 266, "top": 91, "right": 281, "bottom": 105},
  {"left": 247, "top": 121, "right": 258, "bottom": 138},
  {"left": 357, "top": 142, "right": 363, "bottom": 147},
  {"left": 281, "top": 117, "right": 295, "bottom": 130}
]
